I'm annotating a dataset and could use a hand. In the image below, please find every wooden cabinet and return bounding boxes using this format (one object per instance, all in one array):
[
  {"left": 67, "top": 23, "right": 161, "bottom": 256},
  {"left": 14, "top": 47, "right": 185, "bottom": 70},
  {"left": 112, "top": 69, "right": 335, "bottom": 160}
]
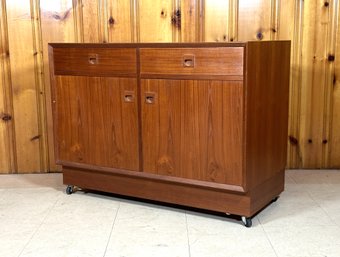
[{"left": 49, "top": 41, "right": 290, "bottom": 227}]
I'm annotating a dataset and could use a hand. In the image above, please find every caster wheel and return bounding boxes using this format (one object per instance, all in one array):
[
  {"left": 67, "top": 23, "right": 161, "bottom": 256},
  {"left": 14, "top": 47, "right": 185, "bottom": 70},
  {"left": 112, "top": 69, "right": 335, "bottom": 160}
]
[
  {"left": 66, "top": 185, "right": 74, "bottom": 195},
  {"left": 272, "top": 196, "right": 280, "bottom": 203},
  {"left": 241, "top": 216, "right": 252, "bottom": 227}
]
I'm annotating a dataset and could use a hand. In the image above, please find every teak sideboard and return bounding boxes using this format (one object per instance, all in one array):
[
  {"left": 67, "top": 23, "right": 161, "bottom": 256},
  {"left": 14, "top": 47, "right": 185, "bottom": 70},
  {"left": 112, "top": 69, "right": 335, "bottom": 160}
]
[{"left": 49, "top": 41, "right": 290, "bottom": 227}]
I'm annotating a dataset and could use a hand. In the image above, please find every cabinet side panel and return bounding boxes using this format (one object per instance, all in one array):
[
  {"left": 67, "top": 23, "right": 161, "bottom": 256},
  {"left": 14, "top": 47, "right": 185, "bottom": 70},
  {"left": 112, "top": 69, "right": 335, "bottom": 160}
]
[
  {"left": 245, "top": 41, "right": 290, "bottom": 190},
  {"left": 54, "top": 76, "right": 139, "bottom": 171},
  {"left": 141, "top": 78, "right": 243, "bottom": 186}
]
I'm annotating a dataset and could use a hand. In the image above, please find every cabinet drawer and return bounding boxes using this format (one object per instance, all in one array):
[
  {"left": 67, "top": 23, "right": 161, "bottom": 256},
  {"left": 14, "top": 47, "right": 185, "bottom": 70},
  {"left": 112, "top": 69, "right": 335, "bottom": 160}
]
[
  {"left": 52, "top": 47, "right": 137, "bottom": 76},
  {"left": 140, "top": 47, "right": 244, "bottom": 77}
]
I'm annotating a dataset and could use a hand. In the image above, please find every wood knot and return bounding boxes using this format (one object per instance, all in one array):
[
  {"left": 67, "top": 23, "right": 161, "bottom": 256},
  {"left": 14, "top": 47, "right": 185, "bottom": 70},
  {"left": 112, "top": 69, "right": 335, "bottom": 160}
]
[
  {"left": 288, "top": 135, "right": 298, "bottom": 146},
  {"left": 230, "top": 38, "right": 234, "bottom": 42},
  {"left": 30, "top": 135, "right": 41, "bottom": 141},
  {"left": 0, "top": 113, "right": 12, "bottom": 122},
  {"left": 171, "top": 9, "right": 181, "bottom": 29},
  {"left": 324, "top": 1, "right": 329, "bottom": 7},
  {"left": 322, "top": 139, "right": 328, "bottom": 144},
  {"left": 272, "top": 28, "right": 277, "bottom": 33},
  {"left": 328, "top": 54, "right": 335, "bottom": 62},
  {"left": 223, "top": 35, "right": 227, "bottom": 41},
  {"left": 108, "top": 16, "right": 115, "bottom": 25},
  {"left": 308, "top": 139, "right": 313, "bottom": 144},
  {"left": 160, "top": 9, "right": 166, "bottom": 17},
  {"left": 256, "top": 31, "right": 263, "bottom": 40}
]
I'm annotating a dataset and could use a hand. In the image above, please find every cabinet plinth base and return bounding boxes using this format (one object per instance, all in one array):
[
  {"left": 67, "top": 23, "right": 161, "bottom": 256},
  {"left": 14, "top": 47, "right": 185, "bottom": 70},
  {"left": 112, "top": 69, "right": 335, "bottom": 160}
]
[{"left": 63, "top": 166, "right": 284, "bottom": 217}]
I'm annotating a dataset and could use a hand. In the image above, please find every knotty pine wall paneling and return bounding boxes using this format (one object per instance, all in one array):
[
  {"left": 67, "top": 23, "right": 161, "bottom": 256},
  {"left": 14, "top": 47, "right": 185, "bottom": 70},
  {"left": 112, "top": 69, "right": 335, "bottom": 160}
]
[
  {"left": 0, "top": 0, "right": 340, "bottom": 173},
  {"left": 330, "top": 0, "right": 340, "bottom": 167},
  {"left": 0, "top": 0, "right": 16, "bottom": 173},
  {"left": 296, "top": 0, "right": 338, "bottom": 168},
  {"left": 3, "top": 0, "right": 47, "bottom": 173}
]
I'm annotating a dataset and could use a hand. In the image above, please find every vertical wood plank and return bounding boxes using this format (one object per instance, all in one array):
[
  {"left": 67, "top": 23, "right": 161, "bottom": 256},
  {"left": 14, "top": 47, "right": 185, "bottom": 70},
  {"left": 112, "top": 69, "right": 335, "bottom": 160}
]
[
  {"left": 6, "top": 0, "right": 42, "bottom": 172},
  {"left": 270, "top": 0, "right": 280, "bottom": 40},
  {"left": 299, "top": 0, "right": 334, "bottom": 168},
  {"left": 281, "top": 0, "right": 304, "bottom": 168},
  {"left": 30, "top": 0, "right": 49, "bottom": 171},
  {"left": 172, "top": 0, "right": 181, "bottom": 42},
  {"left": 330, "top": 0, "right": 340, "bottom": 167},
  {"left": 106, "top": 0, "right": 133, "bottom": 42},
  {"left": 138, "top": 0, "right": 173, "bottom": 42},
  {"left": 198, "top": 0, "right": 204, "bottom": 41},
  {"left": 228, "top": 0, "right": 238, "bottom": 42},
  {"left": 130, "top": 0, "right": 138, "bottom": 42},
  {"left": 180, "top": 0, "right": 198, "bottom": 42},
  {"left": 204, "top": 0, "right": 229, "bottom": 42},
  {"left": 0, "top": 0, "right": 16, "bottom": 173},
  {"left": 73, "top": 0, "right": 84, "bottom": 43},
  {"left": 238, "top": 0, "right": 272, "bottom": 41},
  {"left": 98, "top": 0, "right": 108, "bottom": 42},
  {"left": 40, "top": 0, "right": 75, "bottom": 171},
  {"left": 322, "top": 0, "right": 338, "bottom": 167},
  {"left": 81, "top": 0, "right": 100, "bottom": 43}
]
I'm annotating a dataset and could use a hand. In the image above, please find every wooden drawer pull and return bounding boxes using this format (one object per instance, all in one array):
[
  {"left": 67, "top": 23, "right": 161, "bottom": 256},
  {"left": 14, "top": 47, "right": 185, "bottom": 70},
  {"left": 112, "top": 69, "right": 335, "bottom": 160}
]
[
  {"left": 145, "top": 92, "right": 156, "bottom": 104},
  {"left": 123, "top": 90, "right": 135, "bottom": 103},
  {"left": 88, "top": 54, "right": 98, "bottom": 64},
  {"left": 183, "top": 55, "right": 195, "bottom": 67}
]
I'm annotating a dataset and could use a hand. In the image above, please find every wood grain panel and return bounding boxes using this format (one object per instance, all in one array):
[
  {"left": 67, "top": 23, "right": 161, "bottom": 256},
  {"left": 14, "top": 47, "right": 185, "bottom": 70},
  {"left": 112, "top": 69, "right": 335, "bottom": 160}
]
[
  {"left": 81, "top": 0, "right": 100, "bottom": 43},
  {"left": 281, "top": 0, "right": 303, "bottom": 168},
  {"left": 141, "top": 79, "right": 243, "bottom": 186},
  {"left": 138, "top": 0, "right": 173, "bottom": 42},
  {"left": 204, "top": 0, "right": 229, "bottom": 42},
  {"left": 330, "top": 2, "right": 340, "bottom": 168},
  {"left": 52, "top": 47, "right": 137, "bottom": 76},
  {"left": 40, "top": 0, "right": 76, "bottom": 171},
  {"left": 0, "top": 0, "right": 15, "bottom": 173},
  {"left": 245, "top": 41, "right": 290, "bottom": 189},
  {"left": 238, "top": 0, "right": 272, "bottom": 41},
  {"left": 31, "top": 0, "right": 49, "bottom": 172},
  {"left": 6, "top": 0, "right": 41, "bottom": 172},
  {"left": 53, "top": 76, "right": 139, "bottom": 170},
  {"left": 140, "top": 47, "right": 244, "bottom": 76},
  {"left": 228, "top": 0, "right": 238, "bottom": 42},
  {"left": 322, "top": 0, "right": 339, "bottom": 167},
  {"left": 299, "top": 0, "right": 334, "bottom": 168},
  {"left": 106, "top": 0, "right": 133, "bottom": 42},
  {"left": 181, "top": 0, "right": 199, "bottom": 42}
]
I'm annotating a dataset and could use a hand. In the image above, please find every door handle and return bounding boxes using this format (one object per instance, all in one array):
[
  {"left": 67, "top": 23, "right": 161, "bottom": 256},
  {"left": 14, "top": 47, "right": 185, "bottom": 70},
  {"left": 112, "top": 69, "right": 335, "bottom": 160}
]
[
  {"left": 145, "top": 92, "right": 156, "bottom": 104},
  {"left": 123, "top": 90, "right": 135, "bottom": 103},
  {"left": 88, "top": 54, "right": 98, "bottom": 64},
  {"left": 183, "top": 55, "right": 195, "bottom": 67}
]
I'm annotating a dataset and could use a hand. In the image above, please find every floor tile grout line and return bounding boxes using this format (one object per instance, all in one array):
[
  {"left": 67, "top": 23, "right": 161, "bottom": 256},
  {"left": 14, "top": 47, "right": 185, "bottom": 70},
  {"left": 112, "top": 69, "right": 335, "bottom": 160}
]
[
  {"left": 103, "top": 201, "right": 121, "bottom": 257},
  {"left": 307, "top": 191, "right": 340, "bottom": 228},
  {"left": 17, "top": 192, "right": 62, "bottom": 257},
  {"left": 185, "top": 212, "right": 192, "bottom": 257},
  {"left": 259, "top": 219, "right": 279, "bottom": 257}
]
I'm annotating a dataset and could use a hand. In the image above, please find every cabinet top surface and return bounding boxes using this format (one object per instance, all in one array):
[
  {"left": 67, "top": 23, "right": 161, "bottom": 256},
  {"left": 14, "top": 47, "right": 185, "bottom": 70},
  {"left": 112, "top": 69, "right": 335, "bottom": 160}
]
[{"left": 49, "top": 41, "right": 290, "bottom": 49}]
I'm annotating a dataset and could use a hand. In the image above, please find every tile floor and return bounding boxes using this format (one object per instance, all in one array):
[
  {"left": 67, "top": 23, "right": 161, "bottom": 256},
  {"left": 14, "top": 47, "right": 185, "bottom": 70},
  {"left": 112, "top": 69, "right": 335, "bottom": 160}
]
[{"left": 0, "top": 170, "right": 340, "bottom": 257}]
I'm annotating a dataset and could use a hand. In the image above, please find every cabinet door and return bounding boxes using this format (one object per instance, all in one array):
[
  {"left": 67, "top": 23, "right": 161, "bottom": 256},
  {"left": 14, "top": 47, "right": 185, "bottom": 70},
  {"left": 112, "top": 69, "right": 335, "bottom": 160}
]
[
  {"left": 141, "top": 79, "right": 243, "bottom": 186},
  {"left": 54, "top": 76, "right": 139, "bottom": 171}
]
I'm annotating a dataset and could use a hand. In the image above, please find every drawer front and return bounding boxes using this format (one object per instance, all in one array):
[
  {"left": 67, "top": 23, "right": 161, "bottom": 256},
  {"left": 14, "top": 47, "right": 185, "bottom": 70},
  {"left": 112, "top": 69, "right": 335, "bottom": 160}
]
[
  {"left": 53, "top": 47, "right": 137, "bottom": 76},
  {"left": 140, "top": 47, "right": 244, "bottom": 77}
]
